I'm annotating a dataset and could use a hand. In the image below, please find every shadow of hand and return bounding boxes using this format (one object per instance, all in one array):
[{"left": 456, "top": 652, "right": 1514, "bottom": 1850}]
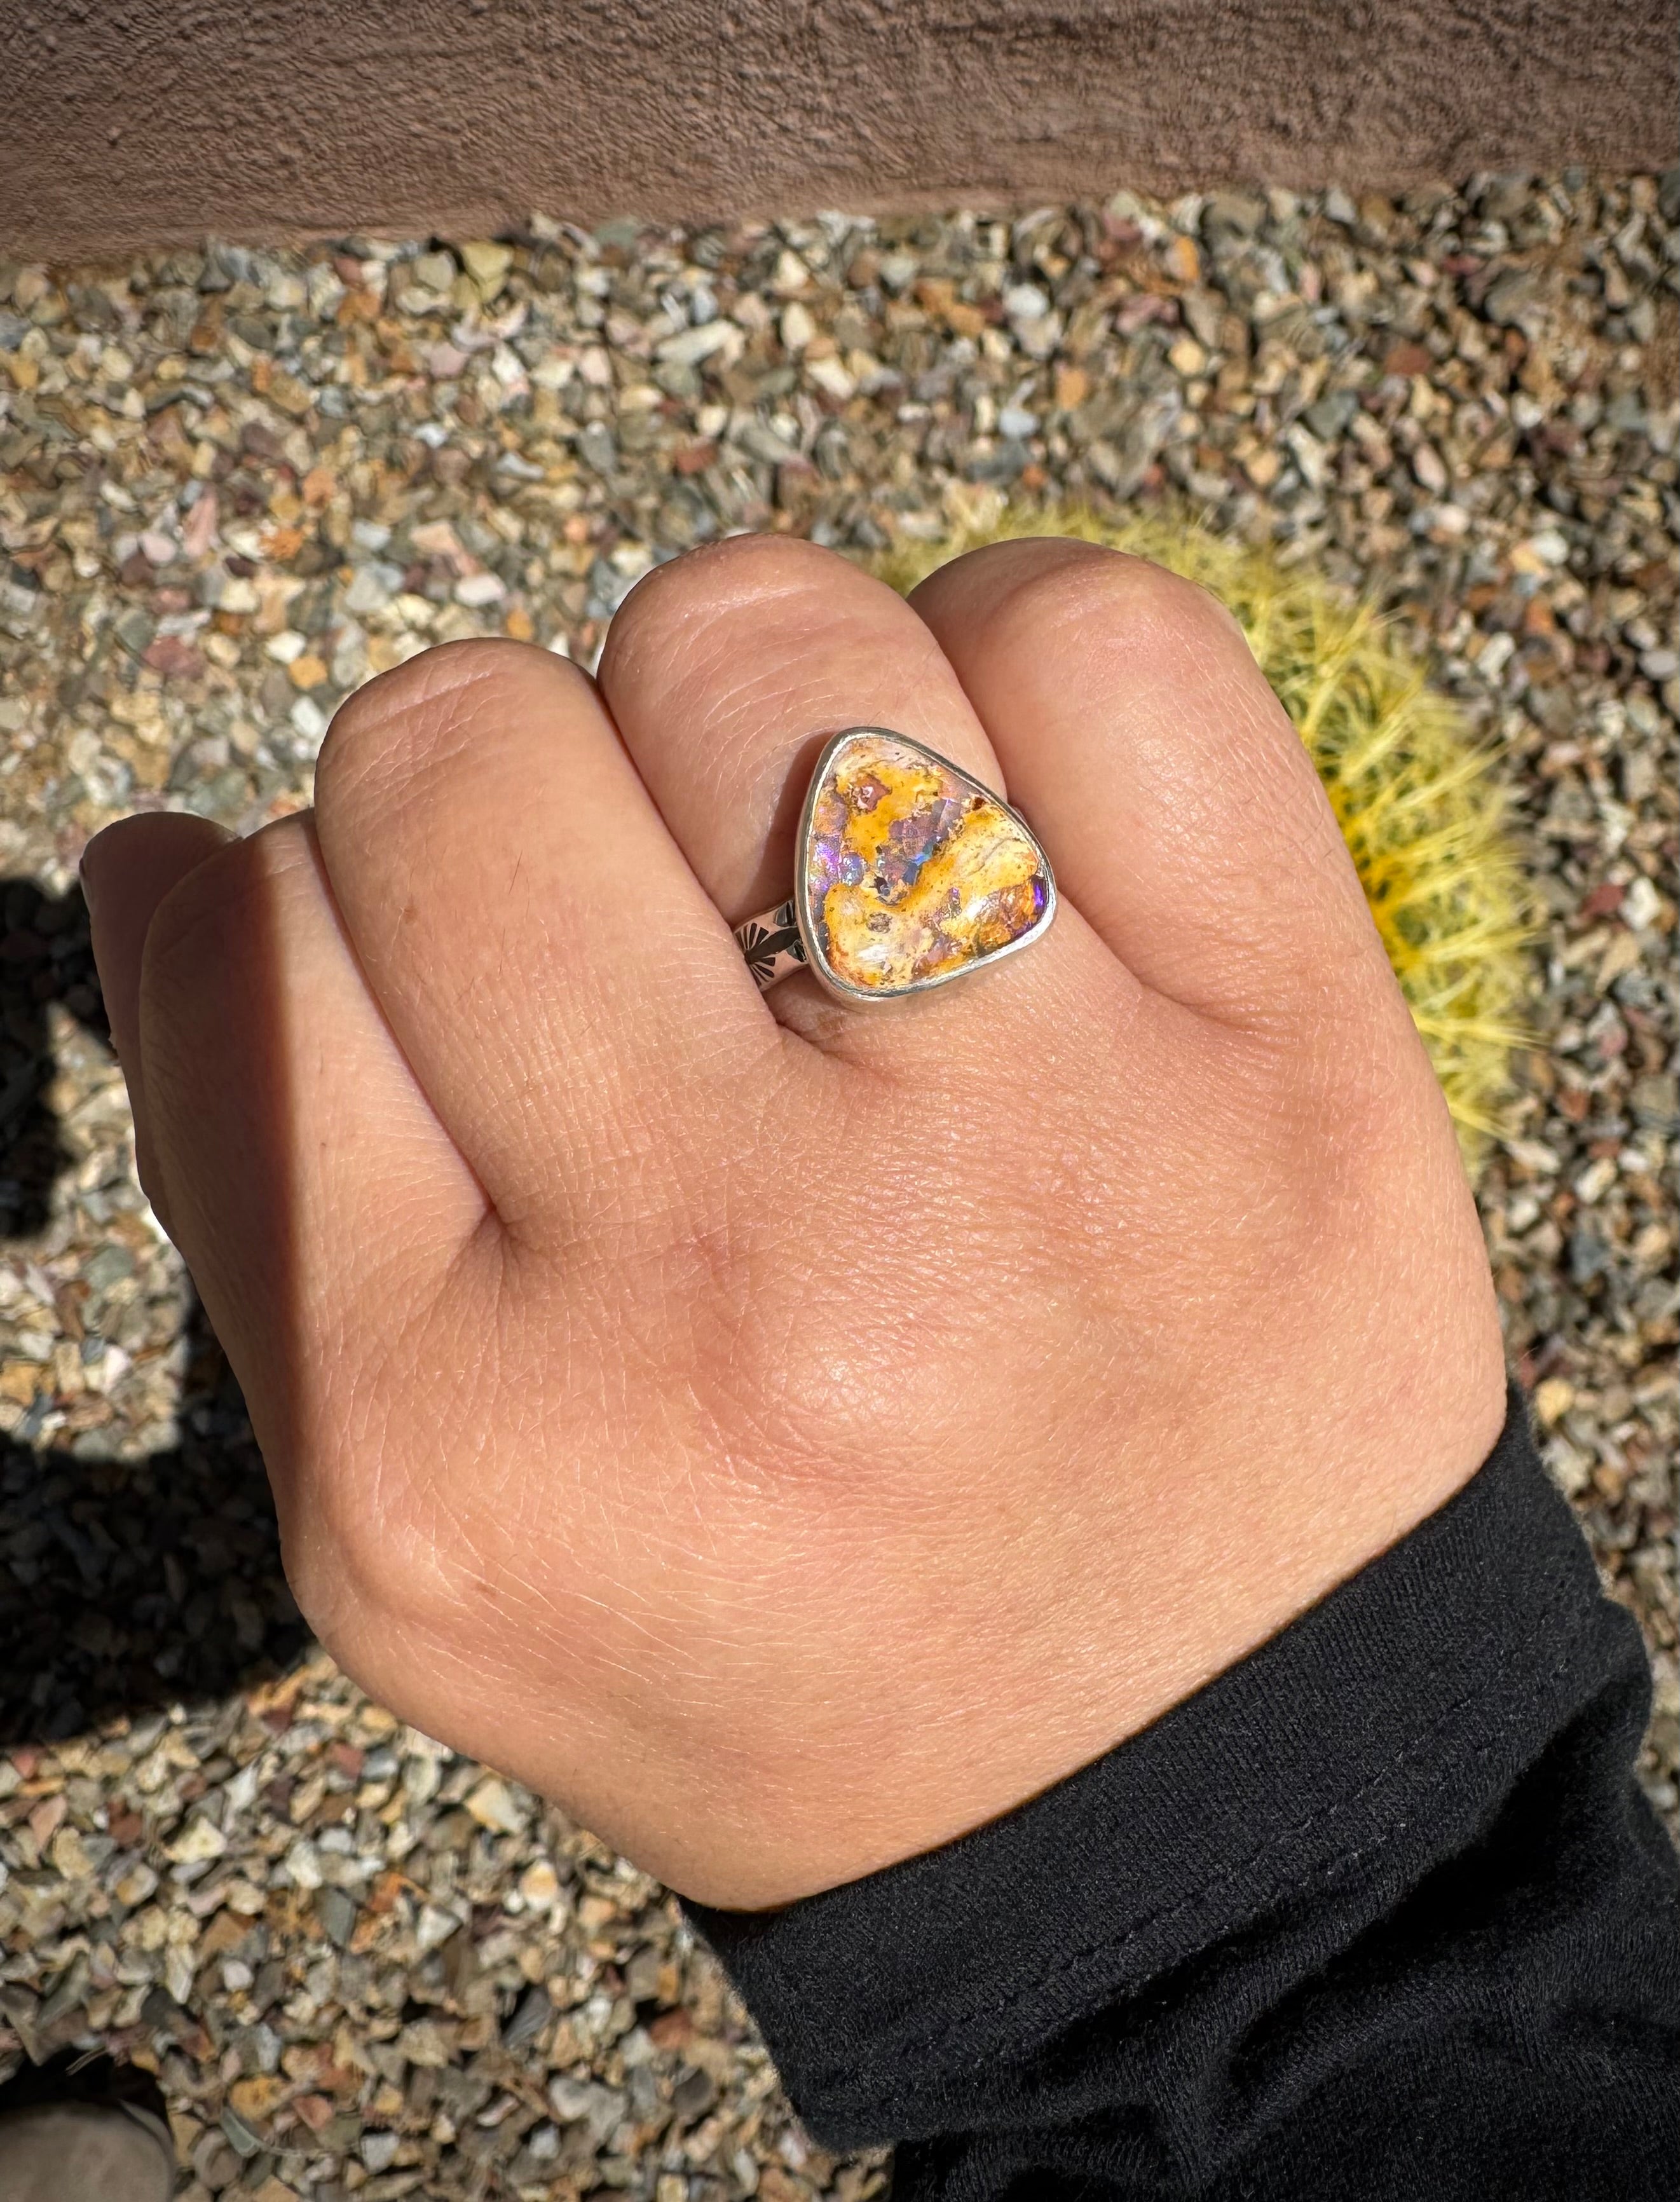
[{"left": 0, "top": 874, "right": 305, "bottom": 1745}]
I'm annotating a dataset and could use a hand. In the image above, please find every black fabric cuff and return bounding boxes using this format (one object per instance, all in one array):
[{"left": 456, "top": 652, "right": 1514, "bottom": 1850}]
[{"left": 683, "top": 1386, "right": 1649, "bottom": 2150}]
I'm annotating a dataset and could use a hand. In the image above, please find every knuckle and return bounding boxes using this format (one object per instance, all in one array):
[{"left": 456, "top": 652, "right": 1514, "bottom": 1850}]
[
  {"left": 136, "top": 845, "right": 242, "bottom": 990},
  {"left": 316, "top": 638, "right": 582, "bottom": 817},
  {"left": 140, "top": 815, "right": 308, "bottom": 996},
  {"left": 603, "top": 533, "right": 853, "bottom": 662},
  {"left": 273, "top": 1506, "right": 355, "bottom": 1650},
  {"left": 976, "top": 539, "right": 1241, "bottom": 665},
  {"left": 1254, "top": 1014, "right": 1448, "bottom": 1250},
  {"left": 285, "top": 1414, "right": 432, "bottom": 1635}
]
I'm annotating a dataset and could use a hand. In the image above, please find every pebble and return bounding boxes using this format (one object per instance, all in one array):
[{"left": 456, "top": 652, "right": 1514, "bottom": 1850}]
[
  {"left": 458, "top": 243, "right": 514, "bottom": 300},
  {"left": 0, "top": 172, "right": 1674, "bottom": 2194}
]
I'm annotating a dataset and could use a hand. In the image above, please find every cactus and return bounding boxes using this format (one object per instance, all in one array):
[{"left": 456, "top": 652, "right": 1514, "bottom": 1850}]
[{"left": 874, "top": 506, "right": 1534, "bottom": 1171}]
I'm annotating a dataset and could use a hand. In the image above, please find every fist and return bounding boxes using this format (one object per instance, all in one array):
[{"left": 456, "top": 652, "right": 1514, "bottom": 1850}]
[{"left": 83, "top": 538, "right": 1504, "bottom": 1909}]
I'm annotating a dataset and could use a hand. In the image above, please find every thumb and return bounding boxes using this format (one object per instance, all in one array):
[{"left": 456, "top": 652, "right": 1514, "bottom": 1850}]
[{"left": 80, "top": 811, "right": 235, "bottom": 1231}]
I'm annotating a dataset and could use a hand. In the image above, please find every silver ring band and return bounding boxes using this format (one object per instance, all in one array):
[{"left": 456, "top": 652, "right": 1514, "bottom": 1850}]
[{"left": 734, "top": 898, "right": 809, "bottom": 993}]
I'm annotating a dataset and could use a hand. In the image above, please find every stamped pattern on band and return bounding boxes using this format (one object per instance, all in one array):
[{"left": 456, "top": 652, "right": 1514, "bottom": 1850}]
[{"left": 735, "top": 899, "right": 809, "bottom": 992}]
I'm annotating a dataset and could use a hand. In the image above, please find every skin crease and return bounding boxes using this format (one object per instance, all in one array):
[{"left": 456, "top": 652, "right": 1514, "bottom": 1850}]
[{"left": 80, "top": 538, "right": 1507, "bottom": 1911}]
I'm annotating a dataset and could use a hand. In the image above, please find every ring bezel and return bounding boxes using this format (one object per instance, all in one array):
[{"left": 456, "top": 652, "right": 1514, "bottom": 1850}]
[{"left": 791, "top": 726, "right": 1058, "bottom": 1003}]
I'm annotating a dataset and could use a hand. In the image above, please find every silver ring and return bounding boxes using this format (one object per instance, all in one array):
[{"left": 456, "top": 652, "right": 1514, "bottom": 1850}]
[{"left": 734, "top": 728, "right": 1056, "bottom": 1002}]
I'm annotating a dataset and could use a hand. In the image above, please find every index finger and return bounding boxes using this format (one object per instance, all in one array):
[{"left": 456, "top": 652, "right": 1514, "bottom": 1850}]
[{"left": 313, "top": 640, "right": 780, "bottom": 1245}]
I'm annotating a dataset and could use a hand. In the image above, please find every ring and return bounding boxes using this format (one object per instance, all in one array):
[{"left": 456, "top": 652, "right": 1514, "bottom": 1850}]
[{"left": 734, "top": 727, "right": 1057, "bottom": 1001}]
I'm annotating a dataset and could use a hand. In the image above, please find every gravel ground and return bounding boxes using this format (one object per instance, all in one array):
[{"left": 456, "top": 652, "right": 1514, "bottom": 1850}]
[{"left": 1, "top": 172, "right": 1676, "bottom": 2199}]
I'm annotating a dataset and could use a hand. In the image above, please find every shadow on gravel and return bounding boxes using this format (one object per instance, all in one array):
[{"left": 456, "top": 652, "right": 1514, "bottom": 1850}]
[{"left": 0, "top": 875, "right": 306, "bottom": 1746}]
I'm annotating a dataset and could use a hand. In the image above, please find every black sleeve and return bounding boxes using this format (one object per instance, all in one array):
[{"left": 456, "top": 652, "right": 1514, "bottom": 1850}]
[{"left": 685, "top": 1388, "right": 1680, "bottom": 2201}]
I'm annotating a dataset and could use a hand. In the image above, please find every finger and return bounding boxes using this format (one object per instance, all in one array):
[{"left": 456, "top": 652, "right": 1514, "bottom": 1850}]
[
  {"left": 80, "top": 810, "right": 234, "bottom": 1229},
  {"left": 311, "top": 639, "right": 777, "bottom": 1243},
  {"left": 596, "top": 535, "right": 1129, "bottom": 1055},
  {"left": 135, "top": 812, "right": 492, "bottom": 1540},
  {"left": 909, "top": 540, "right": 1391, "bottom": 1021},
  {"left": 599, "top": 536, "right": 1007, "bottom": 922}
]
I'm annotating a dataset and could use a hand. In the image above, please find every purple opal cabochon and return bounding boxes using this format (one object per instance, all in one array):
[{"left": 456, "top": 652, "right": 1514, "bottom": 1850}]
[{"left": 797, "top": 728, "right": 1056, "bottom": 999}]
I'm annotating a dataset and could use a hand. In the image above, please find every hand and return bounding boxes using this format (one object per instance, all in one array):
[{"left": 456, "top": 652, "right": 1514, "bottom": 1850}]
[{"left": 81, "top": 537, "right": 1505, "bottom": 1910}]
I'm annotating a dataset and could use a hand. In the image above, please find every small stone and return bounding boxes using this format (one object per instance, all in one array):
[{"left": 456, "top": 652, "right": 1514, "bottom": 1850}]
[
  {"left": 547, "top": 2074, "right": 625, "bottom": 2144},
  {"left": 465, "top": 1775, "right": 529, "bottom": 1834},
  {"left": 219, "top": 2107, "right": 263, "bottom": 2159},
  {"left": 415, "top": 1901, "right": 460, "bottom": 1952},
  {"left": 1484, "top": 270, "right": 1540, "bottom": 325},
  {"left": 1574, "top": 1156, "right": 1618, "bottom": 1206},
  {"left": 165, "top": 1814, "right": 228, "bottom": 1863},
  {"left": 1412, "top": 444, "right": 1449, "bottom": 495},
  {"left": 806, "top": 355, "right": 856, "bottom": 402},
  {"left": 315, "top": 1885, "right": 358, "bottom": 1947},
  {"left": 37, "top": 1952, "right": 89, "bottom": 2030},
  {"left": 1305, "top": 390, "right": 1358, "bottom": 441},
  {"left": 501, "top": 1983, "right": 552, "bottom": 2050},
  {"left": 517, "top": 1857, "right": 561, "bottom": 1910},
  {"left": 344, "top": 564, "right": 397, "bottom": 614},
  {"left": 412, "top": 249, "right": 458, "bottom": 293},
  {"left": 671, "top": 2065, "right": 718, "bottom": 2120},
  {"left": 453, "top": 570, "right": 506, "bottom": 608},
  {"left": 360, "top": 2130, "right": 401, "bottom": 2171},
  {"left": 459, "top": 241, "right": 513, "bottom": 296},
  {"left": 142, "top": 633, "right": 205, "bottom": 681},
  {"left": 0, "top": 1362, "right": 41, "bottom": 1405},
  {"left": 1163, "top": 233, "right": 1201, "bottom": 284},
  {"left": 1053, "top": 362, "right": 1089, "bottom": 409},
  {"left": 1203, "top": 190, "right": 1266, "bottom": 236},
  {"left": 1534, "top": 1379, "right": 1576, "bottom": 1428},
  {"left": 290, "top": 695, "right": 329, "bottom": 746},
  {"left": 182, "top": 489, "right": 219, "bottom": 558},
  {"left": 268, "top": 369, "right": 313, "bottom": 418},
  {"left": 114, "top": 1861, "right": 158, "bottom": 1907},
  {"left": 81, "top": 1243, "right": 135, "bottom": 1290},
  {"left": 283, "top": 1835, "right": 323, "bottom": 1888},
  {"left": 1630, "top": 1075, "right": 1679, "bottom": 1132},
  {"left": 576, "top": 421, "right": 617, "bottom": 474},
  {"left": 1384, "top": 339, "right": 1433, "bottom": 377},
  {"left": 656, "top": 319, "right": 740, "bottom": 368},
  {"left": 395, "top": 2017, "right": 454, "bottom": 2067},
  {"left": 228, "top": 2074, "right": 287, "bottom": 2123},
  {"left": 49, "top": 1824, "right": 93, "bottom": 1878}
]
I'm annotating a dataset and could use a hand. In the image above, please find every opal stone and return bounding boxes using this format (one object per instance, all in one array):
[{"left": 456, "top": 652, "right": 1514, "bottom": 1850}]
[{"left": 800, "top": 730, "right": 1053, "bottom": 995}]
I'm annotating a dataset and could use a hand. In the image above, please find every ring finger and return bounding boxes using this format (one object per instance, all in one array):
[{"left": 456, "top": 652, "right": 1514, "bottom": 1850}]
[{"left": 596, "top": 535, "right": 1128, "bottom": 1059}]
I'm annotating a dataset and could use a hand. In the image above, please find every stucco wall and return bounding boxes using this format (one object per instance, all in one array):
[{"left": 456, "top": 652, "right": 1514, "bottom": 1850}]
[{"left": 2, "top": 1, "right": 1674, "bottom": 258}]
